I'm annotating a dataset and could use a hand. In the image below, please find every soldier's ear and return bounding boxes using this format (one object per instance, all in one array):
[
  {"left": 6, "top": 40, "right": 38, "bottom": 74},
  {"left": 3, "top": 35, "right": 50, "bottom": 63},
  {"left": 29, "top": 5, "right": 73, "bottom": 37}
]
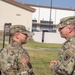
[
  {"left": 68, "top": 25, "right": 73, "bottom": 33},
  {"left": 14, "top": 33, "right": 19, "bottom": 39}
]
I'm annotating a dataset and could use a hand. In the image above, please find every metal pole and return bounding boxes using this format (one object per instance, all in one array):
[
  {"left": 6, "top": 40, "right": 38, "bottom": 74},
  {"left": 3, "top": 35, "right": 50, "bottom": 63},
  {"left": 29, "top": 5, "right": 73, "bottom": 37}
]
[
  {"left": 49, "top": 0, "right": 52, "bottom": 31},
  {"left": 2, "top": 25, "right": 5, "bottom": 49},
  {"left": 49, "top": 0, "right": 52, "bottom": 22}
]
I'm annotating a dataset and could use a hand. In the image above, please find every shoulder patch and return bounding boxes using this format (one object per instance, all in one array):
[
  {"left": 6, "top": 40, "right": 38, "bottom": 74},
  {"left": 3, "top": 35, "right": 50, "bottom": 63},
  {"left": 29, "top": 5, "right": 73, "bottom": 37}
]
[
  {"left": 64, "top": 53, "right": 70, "bottom": 61},
  {"left": 62, "top": 50, "right": 74, "bottom": 66},
  {"left": 21, "top": 57, "right": 29, "bottom": 64}
]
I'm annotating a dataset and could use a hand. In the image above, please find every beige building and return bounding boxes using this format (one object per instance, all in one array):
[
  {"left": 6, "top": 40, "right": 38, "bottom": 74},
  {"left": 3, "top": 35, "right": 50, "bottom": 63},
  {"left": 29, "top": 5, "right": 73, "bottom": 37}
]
[{"left": 0, "top": 0, "right": 35, "bottom": 31}]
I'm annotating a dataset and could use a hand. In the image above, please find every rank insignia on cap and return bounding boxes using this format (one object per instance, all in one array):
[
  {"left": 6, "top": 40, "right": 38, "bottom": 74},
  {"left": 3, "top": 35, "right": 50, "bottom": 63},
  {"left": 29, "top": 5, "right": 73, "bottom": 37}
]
[{"left": 22, "top": 58, "right": 29, "bottom": 64}]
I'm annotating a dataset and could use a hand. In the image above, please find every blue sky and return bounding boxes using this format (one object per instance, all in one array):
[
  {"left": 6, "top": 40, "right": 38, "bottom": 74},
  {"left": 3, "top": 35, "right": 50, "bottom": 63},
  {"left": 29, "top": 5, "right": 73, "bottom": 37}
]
[{"left": 16, "top": 0, "right": 75, "bottom": 9}]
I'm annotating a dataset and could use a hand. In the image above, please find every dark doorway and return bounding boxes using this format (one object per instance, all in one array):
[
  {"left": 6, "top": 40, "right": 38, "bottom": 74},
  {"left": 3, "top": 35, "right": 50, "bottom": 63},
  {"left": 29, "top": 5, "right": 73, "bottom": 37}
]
[{"left": 42, "top": 30, "right": 48, "bottom": 42}]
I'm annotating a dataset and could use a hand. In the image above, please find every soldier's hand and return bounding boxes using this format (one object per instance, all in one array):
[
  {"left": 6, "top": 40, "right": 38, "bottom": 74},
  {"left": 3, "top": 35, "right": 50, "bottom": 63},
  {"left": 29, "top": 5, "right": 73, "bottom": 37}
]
[{"left": 50, "top": 60, "right": 57, "bottom": 71}]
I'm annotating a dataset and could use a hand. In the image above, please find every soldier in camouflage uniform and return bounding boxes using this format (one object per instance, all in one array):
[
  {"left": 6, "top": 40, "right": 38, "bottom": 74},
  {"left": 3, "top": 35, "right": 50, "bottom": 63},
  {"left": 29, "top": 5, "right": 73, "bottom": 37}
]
[
  {"left": 0, "top": 25, "right": 35, "bottom": 75},
  {"left": 50, "top": 16, "right": 75, "bottom": 75}
]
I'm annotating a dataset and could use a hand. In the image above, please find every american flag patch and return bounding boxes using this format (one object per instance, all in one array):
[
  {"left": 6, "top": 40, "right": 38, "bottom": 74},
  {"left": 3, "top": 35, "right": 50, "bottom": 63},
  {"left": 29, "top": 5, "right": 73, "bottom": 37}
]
[{"left": 22, "top": 58, "right": 28, "bottom": 64}]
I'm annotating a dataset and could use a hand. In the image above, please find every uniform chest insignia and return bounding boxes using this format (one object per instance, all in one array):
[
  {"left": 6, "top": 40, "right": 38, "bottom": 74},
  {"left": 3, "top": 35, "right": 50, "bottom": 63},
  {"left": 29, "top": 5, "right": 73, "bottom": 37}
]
[{"left": 64, "top": 53, "right": 70, "bottom": 61}]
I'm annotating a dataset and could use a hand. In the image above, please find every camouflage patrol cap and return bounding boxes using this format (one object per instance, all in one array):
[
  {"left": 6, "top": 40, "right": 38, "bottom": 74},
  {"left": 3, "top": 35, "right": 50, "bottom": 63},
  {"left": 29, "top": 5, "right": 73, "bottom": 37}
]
[
  {"left": 58, "top": 16, "right": 75, "bottom": 28},
  {"left": 10, "top": 25, "right": 32, "bottom": 36}
]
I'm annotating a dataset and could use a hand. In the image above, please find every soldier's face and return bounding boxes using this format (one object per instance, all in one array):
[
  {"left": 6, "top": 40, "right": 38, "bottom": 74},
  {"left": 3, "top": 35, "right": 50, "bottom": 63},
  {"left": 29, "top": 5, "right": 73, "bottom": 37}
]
[
  {"left": 58, "top": 25, "right": 71, "bottom": 39},
  {"left": 19, "top": 33, "right": 28, "bottom": 44}
]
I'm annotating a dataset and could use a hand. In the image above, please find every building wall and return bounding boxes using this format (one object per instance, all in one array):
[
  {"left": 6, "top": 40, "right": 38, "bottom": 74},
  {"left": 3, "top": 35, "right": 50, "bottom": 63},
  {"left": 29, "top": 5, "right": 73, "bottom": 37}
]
[
  {"left": 55, "top": 10, "right": 75, "bottom": 24},
  {"left": 32, "top": 6, "right": 75, "bottom": 43},
  {"left": 33, "top": 32, "right": 42, "bottom": 42},
  {"left": 44, "top": 31, "right": 66, "bottom": 44},
  {"left": 33, "top": 31, "right": 65, "bottom": 44},
  {"left": 0, "top": 1, "right": 33, "bottom": 31},
  {"left": 32, "top": 6, "right": 75, "bottom": 24}
]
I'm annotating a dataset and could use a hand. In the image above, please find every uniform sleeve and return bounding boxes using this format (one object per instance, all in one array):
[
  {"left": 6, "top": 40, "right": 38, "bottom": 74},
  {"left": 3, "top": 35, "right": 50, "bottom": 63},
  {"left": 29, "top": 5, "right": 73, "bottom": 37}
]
[
  {"left": 18, "top": 49, "right": 35, "bottom": 75},
  {"left": 0, "top": 49, "right": 18, "bottom": 75},
  {"left": 53, "top": 49, "right": 75, "bottom": 75}
]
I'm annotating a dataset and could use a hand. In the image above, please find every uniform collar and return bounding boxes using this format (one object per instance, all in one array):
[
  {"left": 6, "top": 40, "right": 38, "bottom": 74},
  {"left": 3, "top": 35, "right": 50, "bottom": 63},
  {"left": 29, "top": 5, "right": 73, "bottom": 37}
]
[{"left": 11, "top": 40, "right": 22, "bottom": 48}]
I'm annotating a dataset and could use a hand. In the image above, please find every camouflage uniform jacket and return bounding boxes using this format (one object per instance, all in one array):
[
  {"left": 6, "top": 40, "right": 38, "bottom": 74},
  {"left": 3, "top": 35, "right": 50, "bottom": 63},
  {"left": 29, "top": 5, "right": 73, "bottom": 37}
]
[
  {"left": 53, "top": 35, "right": 75, "bottom": 75},
  {"left": 0, "top": 41, "right": 35, "bottom": 75}
]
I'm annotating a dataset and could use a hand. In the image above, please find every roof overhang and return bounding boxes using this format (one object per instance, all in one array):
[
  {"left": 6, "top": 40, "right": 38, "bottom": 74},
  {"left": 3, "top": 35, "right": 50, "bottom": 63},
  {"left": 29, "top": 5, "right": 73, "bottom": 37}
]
[{"left": 2, "top": 0, "right": 36, "bottom": 12}]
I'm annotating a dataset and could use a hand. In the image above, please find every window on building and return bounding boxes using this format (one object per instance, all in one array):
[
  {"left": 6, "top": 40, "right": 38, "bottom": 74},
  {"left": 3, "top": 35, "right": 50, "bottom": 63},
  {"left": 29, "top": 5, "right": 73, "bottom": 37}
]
[
  {"left": 32, "top": 20, "right": 37, "bottom": 23},
  {"left": 40, "top": 20, "right": 53, "bottom": 24}
]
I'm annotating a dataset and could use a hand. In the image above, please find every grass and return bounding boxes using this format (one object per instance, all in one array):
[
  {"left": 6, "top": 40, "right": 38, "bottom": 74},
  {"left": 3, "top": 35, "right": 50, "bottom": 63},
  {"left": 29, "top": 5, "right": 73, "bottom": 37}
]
[
  {"left": 25, "top": 39, "right": 61, "bottom": 75},
  {"left": 25, "top": 39, "right": 62, "bottom": 48},
  {"left": 27, "top": 50, "right": 59, "bottom": 75}
]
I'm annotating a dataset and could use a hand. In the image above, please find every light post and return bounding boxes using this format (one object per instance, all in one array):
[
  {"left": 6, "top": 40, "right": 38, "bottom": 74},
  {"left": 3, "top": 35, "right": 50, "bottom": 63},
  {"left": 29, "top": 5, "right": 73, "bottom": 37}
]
[
  {"left": 49, "top": 0, "right": 53, "bottom": 32},
  {"left": 49, "top": 0, "right": 52, "bottom": 22}
]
